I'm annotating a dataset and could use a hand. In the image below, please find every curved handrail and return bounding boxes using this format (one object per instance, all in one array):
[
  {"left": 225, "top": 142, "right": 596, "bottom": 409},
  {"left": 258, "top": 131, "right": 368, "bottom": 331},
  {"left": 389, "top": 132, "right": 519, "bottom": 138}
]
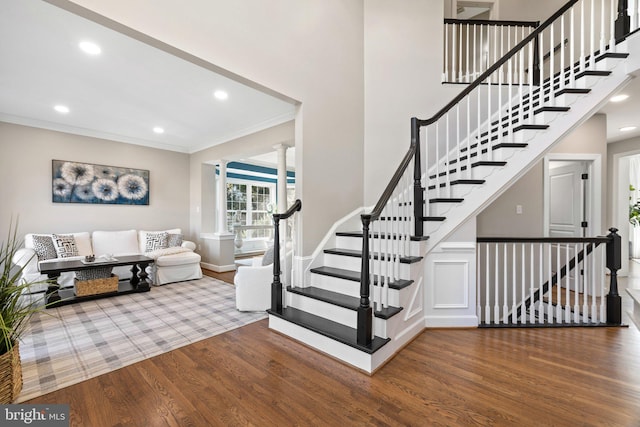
[
  {"left": 420, "top": 0, "right": 579, "bottom": 127},
  {"left": 273, "top": 199, "right": 302, "bottom": 220}
]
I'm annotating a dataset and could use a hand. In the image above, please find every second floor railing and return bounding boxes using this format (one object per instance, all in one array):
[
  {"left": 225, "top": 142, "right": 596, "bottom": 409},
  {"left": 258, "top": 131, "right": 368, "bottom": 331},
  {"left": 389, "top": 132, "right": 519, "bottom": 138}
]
[{"left": 444, "top": 18, "right": 539, "bottom": 84}]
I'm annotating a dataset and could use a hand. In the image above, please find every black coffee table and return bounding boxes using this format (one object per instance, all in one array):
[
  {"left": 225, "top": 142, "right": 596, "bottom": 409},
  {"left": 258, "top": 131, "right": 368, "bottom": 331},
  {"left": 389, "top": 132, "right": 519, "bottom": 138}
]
[{"left": 39, "top": 255, "right": 154, "bottom": 308}]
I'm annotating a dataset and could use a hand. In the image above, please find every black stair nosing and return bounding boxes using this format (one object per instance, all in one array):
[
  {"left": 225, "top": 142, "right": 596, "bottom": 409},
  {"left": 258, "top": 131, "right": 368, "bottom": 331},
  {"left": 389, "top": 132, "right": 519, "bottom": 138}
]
[
  {"left": 335, "top": 231, "right": 429, "bottom": 242},
  {"left": 479, "top": 123, "right": 548, "bottom": 140},
  {"left": 310, "top": 266, "right": 415, "bottom": 290},
  {"left": 555, "top": 87, "right": 591, "bottom": 96},
  {"left": 595, "top": 52, "right": 629, "bottom": 61},
  {"left": 429, "top": 198, "right": 464, "bottom": 204},
  {"left": 323, "top": 248, "right": 423, "bottom": 264},
  {"left": 575, "top": 70, "right": 612, "bottom": 79},
  {"left": 533, "top": 106, "right": 570, "bottom": 115},
  {"left": 267, "top": 307, "right": 390, "bottom": 354},
  {"left": 421, "top": 216, "right": 446, "bottom": 222},
  {"left": 427, "top": 161, "right": 506, "bottom": 180},
  {"left": 286, "top": 285, "right": 404, "bottom": 320},
  {"left": 426, "top": 179, "right": 485, "bottom": 190}
]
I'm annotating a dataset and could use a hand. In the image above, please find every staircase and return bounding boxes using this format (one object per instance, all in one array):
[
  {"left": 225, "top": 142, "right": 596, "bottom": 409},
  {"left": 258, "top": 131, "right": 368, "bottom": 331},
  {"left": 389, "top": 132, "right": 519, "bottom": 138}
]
[{"left": 268, "top": 0, "right": 638, "bottom": 373}]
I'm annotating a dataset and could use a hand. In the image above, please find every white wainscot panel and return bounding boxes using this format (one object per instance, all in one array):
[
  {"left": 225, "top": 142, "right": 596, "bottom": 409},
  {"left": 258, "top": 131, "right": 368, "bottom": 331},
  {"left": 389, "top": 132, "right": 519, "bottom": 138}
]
[{"left": 432, "top": 260, "right": 469, "bottom": 308}]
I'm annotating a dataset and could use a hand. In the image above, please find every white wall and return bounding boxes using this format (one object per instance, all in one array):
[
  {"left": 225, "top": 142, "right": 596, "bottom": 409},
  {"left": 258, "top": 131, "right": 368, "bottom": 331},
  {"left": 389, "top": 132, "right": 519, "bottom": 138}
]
[
  {"left": 62, "top": 0, "right": 365, "bottom": 255},
  {"left": 0, "top": 122, "right": 190, "bottom": 239},
  {"left": 364, "top": 0, "right": 463, "bottom": 205}
]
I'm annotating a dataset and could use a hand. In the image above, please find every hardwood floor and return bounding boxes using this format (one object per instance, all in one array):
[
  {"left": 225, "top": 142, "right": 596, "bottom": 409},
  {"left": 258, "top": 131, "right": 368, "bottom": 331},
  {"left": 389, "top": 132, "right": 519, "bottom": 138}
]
[
  {"left": 202, "top": 268, "right": 235, "bottom": 285},
  {"left": 27, "top": 319, "right": 640, "bottom": 426},
  {"left": 24, "top": 264, "right": 640, "bottom": 426}
]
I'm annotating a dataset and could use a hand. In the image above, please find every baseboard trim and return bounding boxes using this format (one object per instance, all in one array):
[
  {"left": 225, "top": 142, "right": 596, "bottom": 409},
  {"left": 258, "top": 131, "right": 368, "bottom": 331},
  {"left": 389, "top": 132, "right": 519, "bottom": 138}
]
[
  {"left": 424, "top": 315, "right": 479, "bottom": 328},
  {"left": 201, "top": 262, "right": 236, "bottom": 273}
]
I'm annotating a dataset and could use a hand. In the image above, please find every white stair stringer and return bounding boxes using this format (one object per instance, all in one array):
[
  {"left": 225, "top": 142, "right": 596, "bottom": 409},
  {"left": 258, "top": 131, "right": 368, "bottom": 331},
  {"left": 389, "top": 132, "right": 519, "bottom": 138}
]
[{"left": 424, "top": 49, "right": 635, "bottom": 254}]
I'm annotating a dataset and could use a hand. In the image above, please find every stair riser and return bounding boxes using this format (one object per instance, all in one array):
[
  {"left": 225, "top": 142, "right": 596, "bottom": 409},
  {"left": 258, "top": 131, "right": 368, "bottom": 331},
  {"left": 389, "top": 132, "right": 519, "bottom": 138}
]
[
  {"left": 310, "top": 273, "right": 361, "bottom": 295},
  {"left": 424, "top": 221, "right": 444, "bottom": 235},
  {"left": 427, "top": 183, "right": 483, "bottom": 200},
  {"left": 323, "top": 253, "right": 412, "bottom": 277},
  {"left": 533, "top": 110, "right": 568, "bottom": 126},
  {"left": 335, "top": 235, "right": 420, "bottom": 255},
  {"left": 427, "top": 202, "right": 460, "bottom": 217},
  {"left": 430, "top": 164, "right": 502, "bottom": 182},
  {"left": 594, "top": 57, "right": 623, "bottom": 72},
  {"left": 287, "top": 293, "right": 356, "bottom": 327},
  {"left": 309, "top": 273, "right": 403, "bottom": 305},
  {"left": 552, "top": 92, "right": 587, "bottom": 107}
]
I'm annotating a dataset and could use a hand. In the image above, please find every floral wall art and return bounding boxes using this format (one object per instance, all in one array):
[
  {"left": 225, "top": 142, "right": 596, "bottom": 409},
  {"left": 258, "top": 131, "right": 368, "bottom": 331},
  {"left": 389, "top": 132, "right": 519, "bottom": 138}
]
[{"left": 52, "top": 160, "right": 149, "bottom": 205}]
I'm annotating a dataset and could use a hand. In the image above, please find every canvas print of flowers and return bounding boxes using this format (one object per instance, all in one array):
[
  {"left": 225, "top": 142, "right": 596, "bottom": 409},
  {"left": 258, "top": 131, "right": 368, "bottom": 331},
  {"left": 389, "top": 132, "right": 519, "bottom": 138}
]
[{"left": 52, "top": 160, "right": 149, "bottom": 205}]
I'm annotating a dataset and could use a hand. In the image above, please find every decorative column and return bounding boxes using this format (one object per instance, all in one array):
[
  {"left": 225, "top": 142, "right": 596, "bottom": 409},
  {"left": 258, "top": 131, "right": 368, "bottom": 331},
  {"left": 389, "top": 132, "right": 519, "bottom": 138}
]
[
  {"left": 216, "top": 160, "right": 228, "bottom": 234},
  {"left": 274, "top": 144, "right": 289, "bottom": 214},
  {"left": 200, "top": 159, "right": 236, "bottom": 273}
]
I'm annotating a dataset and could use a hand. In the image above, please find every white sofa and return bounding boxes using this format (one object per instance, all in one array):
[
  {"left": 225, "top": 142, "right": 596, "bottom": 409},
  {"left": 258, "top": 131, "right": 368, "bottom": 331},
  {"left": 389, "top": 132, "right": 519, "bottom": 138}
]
[{"left": 12, "top": 229, "right": 202, "bottom": 294}]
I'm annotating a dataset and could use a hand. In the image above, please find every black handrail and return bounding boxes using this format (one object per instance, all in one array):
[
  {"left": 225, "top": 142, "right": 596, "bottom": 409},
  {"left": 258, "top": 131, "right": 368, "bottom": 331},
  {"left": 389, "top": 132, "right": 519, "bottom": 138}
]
[
  {"left": 271, "top": 199, "right": 302, "bottom": 314},
  {"left": 420, "top": 0, "right": 579, "bottom": 127},
  {"left": 444, "top": 18, "right": 539, "bottom": 27},
  {"left": 478, "top": 236, "right": 609, "bottom": 244}
]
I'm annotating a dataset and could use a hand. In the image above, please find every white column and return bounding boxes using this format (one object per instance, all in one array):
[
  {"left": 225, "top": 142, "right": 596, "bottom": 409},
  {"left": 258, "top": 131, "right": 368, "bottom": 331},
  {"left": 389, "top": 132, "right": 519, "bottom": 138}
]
[
  {"left": 274, "top": 144, "right": 289, "bottom": 213},
  {"left": 216, "top": 160, "right": 228, "bottom": 234}
]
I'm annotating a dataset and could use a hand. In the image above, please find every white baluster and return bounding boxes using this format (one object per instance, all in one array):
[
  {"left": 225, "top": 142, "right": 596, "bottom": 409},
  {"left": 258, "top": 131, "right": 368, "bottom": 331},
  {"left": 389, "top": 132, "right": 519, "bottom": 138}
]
[
  {"left": 503, "top": 243, "right": 508, "bottom": 323},
  {"left": 538, "top": 32, "right": 544, "bottom": 107},
  {"left": 590, "top": 244, "right": 597, "bottom": 323},
  {"left": 574, "top": 243, "right": 580, "bottom": 323},
  {"left": 444, "top": 22, "right": 449, "bottom": 82},
  {"left": 601, "top": 0, "right": 606, "bottom": 53},
  {"left": 590, "top": 0, "right": 596, "bottom": 68},
  {"left": 548, "top": 243, "right": 553, "bottom": 323},
  {"left": 452, "top": 23, "right": 458, "bottom": 82},
  {"left": 466, "top": 97, "right": 471, "bottom": 179},
  {"left": 570, "top": 8, "right": 575, "bottom": 88},
  {"left": 599, "top": 245, "right": 605, "bottom": 322},
  {"left": 466, "top": 22, "right": 470, "bottom": 82},
  {"left": 473, "top": 24, "right": 478, "bottom": 80},
  {"left": 556, "top": 242, "right": 562, "bottom": 322},
  {"left": 530, "top": 243, "right": 535, "bottom": 323},
  {"left": 494, "top": 244, "right": 500, "bottom": 323},
  {"left": 521, "top": 244, "right": 526, "bottom": 323},
  {"left": 610, "top": 0, "right": 616, "bottom": 51},
  {"left": 459, "top": 24, "right": 464, "bottom": 82},
  {"left": 560, "top": 14, "right": 566, "bottom": 92},
  {"left": 538, "top": 244, "right": 544, "bottom": 324},
  {"left": 580, "top": 0, "right": 586, "bottom": 72},
  {"left": 445, "top": 113, "right": 450, "bottom": 197},
  {"left": 512, "top": 244, "right": 517, "bottom": 323},
  {"left": 565, "top": 243, "right": 571, "bottom": 323},
  {"left": 550, "top": 23, "right": 556, "bottom": 105},
  {"left": 582, "top": 243, "right": 588, "bottom": 321},
  {"left": 435, "top": 122, "right": 440, "bottom": 198},
  {"left": 485, "top": 243, "right": 491, "bottom": 324}
]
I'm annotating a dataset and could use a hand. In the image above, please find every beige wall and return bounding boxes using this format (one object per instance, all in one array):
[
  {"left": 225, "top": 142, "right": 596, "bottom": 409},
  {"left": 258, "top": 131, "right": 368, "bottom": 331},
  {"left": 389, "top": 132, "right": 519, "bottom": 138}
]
[
  {"left": 0, "top": 122, "right": 190, "bottom": 239},
  {"left": 63, "top": 0, "right": 365, "bottom": 255},
  {"left": 477, "top": 114, "right": 607, "bottom": 237}
]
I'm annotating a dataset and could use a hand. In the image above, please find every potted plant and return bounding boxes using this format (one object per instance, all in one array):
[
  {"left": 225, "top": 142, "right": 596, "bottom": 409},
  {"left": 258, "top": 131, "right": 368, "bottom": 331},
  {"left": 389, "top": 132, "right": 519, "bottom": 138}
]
[{"left": 0, "top": 220, "right": 43, "bottom": 403}]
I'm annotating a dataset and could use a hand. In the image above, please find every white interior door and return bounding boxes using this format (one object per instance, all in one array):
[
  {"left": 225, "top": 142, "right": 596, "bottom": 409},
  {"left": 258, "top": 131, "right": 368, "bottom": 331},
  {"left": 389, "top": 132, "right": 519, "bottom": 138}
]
[{"left": 548, "top": 161, "right": 589, "bottom": 292}]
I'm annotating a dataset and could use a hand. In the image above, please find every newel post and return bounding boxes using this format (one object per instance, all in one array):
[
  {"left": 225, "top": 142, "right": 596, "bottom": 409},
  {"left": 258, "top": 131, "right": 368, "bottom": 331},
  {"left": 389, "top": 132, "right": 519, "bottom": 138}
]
[
  {"left": 358, "top": 214, "right": 373, "bottom": 347},
  {"left": 615, "top": 0, "right": 630, "bottom": 40},
  {"left": 606, "top": 227, "right": 622, "bottom": 325},
  {"left": 271, "top": 213, "right": 283, "bottom": 313},
  {"left": 412, "top": 117, "right": 424, "bottom": 238}
]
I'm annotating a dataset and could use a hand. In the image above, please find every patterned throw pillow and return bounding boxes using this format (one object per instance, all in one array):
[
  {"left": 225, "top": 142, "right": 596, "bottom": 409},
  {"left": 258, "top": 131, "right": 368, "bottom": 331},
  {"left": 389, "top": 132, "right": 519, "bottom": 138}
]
[
  {"left": 145, "top": 232, "right": 168, "bottom": 252},
  {"left": 167, "top": 233, "right": 183, "bottom": 247},
  {"left": 51, "top": 234, "right": 78, "bottom": 258},
  {"left": 261, "top": 246, "right": 275, "bottom": 266},
  {"left": 32, "top": 234, "right": 57, "bottom": 261}
]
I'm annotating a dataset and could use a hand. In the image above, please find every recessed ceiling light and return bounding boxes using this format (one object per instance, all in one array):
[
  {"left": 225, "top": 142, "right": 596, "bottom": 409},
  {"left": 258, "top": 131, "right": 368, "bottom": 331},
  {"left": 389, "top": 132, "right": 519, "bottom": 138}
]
[
  {"left": 610, "top": 94, "right": 629, "bottom": 103},
  {"left": 153, "top": 127, "right": 165, "bottom": 134},
  {"left": 213, "top": 90, "right": 228, "bottom": 101},
  {"left": 620, "top": 126, "right": 637, "bottom": 132},
  {"left": 54, "top": 105, "right": 70, "bottom": 114},
  {"left": 79, "top": 41, "right": 101, "bottom": 55}
]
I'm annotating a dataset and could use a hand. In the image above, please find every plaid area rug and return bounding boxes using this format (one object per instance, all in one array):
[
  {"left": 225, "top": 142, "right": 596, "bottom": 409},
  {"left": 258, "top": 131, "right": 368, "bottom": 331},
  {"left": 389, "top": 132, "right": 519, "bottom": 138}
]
[{"left": 16, "top": 276, "right": 266, "bottom": 402}]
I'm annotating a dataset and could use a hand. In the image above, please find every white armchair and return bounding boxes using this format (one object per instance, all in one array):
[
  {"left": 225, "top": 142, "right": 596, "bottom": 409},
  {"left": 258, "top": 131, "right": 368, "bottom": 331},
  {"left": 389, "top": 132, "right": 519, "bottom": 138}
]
[{"left": 234, "top": 248, "right": 292, "bottom": 311}]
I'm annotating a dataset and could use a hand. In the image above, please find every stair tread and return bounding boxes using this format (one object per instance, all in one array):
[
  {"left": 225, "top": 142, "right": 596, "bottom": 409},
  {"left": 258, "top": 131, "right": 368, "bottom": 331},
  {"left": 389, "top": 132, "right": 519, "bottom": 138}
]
[
  {"left": 310, "top": 266, "right": 414, "bottom": 289},
  {"left": 267, "top": 307, "right": 390, "bottom": 354},
  {"left": 335, "top": 231, "right": 428, "bottom": 242},
  {"left": 324, "top": 248, "right": 423, "bottom": 264},
  {"left": 287, "top": 285, "right": 403, "bottom": 319}
]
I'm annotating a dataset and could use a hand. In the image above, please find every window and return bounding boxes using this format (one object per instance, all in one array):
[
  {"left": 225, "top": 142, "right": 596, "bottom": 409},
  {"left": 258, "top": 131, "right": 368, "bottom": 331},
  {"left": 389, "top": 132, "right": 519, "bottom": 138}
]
[{"left": 227, "top": 181, "right": 275, "bottom": 239}]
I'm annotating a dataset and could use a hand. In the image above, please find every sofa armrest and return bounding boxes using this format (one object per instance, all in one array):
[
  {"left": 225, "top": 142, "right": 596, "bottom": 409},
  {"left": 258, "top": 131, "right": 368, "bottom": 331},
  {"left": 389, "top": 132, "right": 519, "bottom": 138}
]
[
  {"left": 181, "top": 240, "right": 196, "bottom": 251},
  {"left": 12, "top": 248, "right": 38, "bottom": 274}
]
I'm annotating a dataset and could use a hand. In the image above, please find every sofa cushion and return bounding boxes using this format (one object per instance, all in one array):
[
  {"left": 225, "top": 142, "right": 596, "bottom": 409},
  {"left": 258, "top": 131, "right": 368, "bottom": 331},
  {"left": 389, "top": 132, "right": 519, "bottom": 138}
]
[
  {"left": 155, "top": 251, "right": 201, "bottom": 267},
  {"left": 72, "top": 232, "right": 93, "bottom": 256},
  {"left": 145, "top": 232, "right": 168, "bottom": 252},
  {"left": 167, "top": 233, "right": 183, "bottom": 247},
  {"left": 52, "top": 234, "right": 78, "bottom": 258},
  {"left": 31, "top": 234, "right": 57, "bottom": 261},
  {"left": 138, "top": 229, "right": 181, "bottom": 253},
  {"left": 92, "top": 230, "right": 139, "bottom": 256}
]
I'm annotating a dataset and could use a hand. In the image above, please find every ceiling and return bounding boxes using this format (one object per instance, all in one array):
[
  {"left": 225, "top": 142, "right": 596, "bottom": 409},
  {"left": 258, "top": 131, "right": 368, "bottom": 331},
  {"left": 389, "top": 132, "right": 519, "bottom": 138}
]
[
  {"left": 0, "top": 1, "right": 637, "bottom": 166},
  {"left": 0, "top": 0, "right": 297, "bottom": 157}
]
